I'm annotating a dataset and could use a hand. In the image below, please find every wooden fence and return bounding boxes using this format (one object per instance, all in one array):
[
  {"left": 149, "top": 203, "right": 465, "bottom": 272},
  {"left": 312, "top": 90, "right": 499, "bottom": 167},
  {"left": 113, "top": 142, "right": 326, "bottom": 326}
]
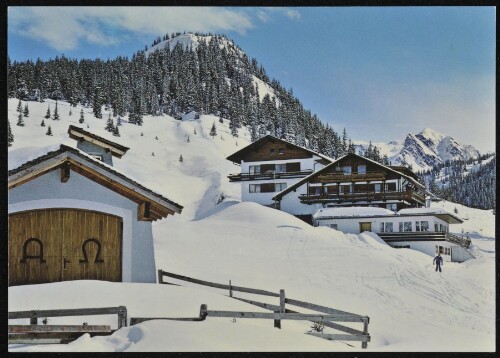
[
  {"left": 8, "top": 306, "right": 127, "bottom": 344},
  {"left": 150, "top": 270, "right": 370, "bottom": 349}
]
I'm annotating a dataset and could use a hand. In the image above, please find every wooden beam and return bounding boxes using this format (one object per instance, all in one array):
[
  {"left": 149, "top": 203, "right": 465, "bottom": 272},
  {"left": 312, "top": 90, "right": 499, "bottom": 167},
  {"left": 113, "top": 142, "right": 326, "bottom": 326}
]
[
  {"left": 306, "top": 332, "right": 370, "bottom": 343},
  {"left": 61, "top": 162, "right": 70, "bottom": 183},
  {"left": 8, "top": 158, "right": 66, "bottom": 190},
  {"left": 9, "top": 325, "right": 111, "bottom": 333},
  {"left": 138, "top": 202, "right": 152, "bottom": 221},
  {"left": 201, "top": 310, "right": 366, "bottom": 322},
  {"left": 9, "top": 306, "right": 127, "bottom": 319}
]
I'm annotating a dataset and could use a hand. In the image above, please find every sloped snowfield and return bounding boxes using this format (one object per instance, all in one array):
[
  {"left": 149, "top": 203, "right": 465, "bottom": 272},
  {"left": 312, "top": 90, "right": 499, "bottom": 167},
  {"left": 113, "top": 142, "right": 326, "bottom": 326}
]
[{"left": 8, "top": 99, "right": 495, "bottom": 351}]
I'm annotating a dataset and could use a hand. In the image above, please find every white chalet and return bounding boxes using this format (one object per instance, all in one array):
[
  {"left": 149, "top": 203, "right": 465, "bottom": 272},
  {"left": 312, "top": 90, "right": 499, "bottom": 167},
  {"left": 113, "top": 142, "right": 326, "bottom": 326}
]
[
  {"left": 313, "top": 207, "right": 474, "bottom": 262},
  {"left": 226, "top": 135, "right": 332, "bottom": 211}
]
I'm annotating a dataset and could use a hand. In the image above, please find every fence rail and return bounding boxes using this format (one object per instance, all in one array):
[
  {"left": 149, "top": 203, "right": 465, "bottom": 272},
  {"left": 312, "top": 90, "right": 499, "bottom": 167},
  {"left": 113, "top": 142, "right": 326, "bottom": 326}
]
[
  {"left": 157, "top": 270, "right": 370, "bottom": 349},
  {"left": 8, "top": 306, "right": 127, "bottom": 345}
]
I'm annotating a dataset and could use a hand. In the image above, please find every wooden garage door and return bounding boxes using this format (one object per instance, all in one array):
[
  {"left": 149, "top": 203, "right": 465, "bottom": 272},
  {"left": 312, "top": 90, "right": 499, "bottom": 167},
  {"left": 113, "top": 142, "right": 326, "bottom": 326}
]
[{"left": 9, "top": 209, "right": 122, "bottom": 286}]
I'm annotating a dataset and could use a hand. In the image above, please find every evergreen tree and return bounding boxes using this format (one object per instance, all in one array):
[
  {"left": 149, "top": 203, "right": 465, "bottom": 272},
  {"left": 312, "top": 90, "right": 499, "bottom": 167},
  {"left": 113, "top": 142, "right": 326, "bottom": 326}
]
[
  {"left": 179, "top": 154, "right": 184, "bottom": 163},
  {"left": 105, "top": 113, "right": 114, "bottom": 132},
  {"left": 219, "top": 115, "right": 223, "bottom": 124},
  {"left": 8, "top": 119, "right": 14, "bottom": 147},
  {"left": 52, "top": 100, "right": 59, "bottom": 120},
  {"left": 187, "top": 135, "right": 190, "bottom": 143},
  {"left": 46, "top": 125, "right": 53, "bottom": 136},
  {"left": 23, "top": 103, "right": 29, "bottom": 117},
  {"left": 69, "top": 109, "right": 72, "bottom": 116},
  {"left": 45, "top": 105, "right": 51, "bottom": 119},
  {"left": 92, "top": 86, "right": 103, "bottom": 118},
  {"left": 116, "top": 116, "right": 122, "bottom": 126},
  {"left": 41, "top": 119, "right": 45, "bottom": 127},
  {"left": 112, "top": 124, "right": 120, "bottom": 137},
  {"left": 209, "top": 122, "right": 217, "bottom": 138},
  {"left": 79, "top": 108, "right": 85, "bottom": 123},
  {"left": 17, "top": 112, "right": 25, "bottom": 127},
  {"left": 16, "top": 99, "right": 22, "bottom": 113}
]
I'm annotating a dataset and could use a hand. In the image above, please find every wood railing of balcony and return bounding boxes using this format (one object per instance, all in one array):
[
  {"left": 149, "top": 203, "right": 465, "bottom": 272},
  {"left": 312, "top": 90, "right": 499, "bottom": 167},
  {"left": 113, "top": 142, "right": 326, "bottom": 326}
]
[
  {"left": 377, "top": 232, "right": 471, "bottom": 248},
  {"left": 299, "top": 190, "right": 425, "bottom": 205},
  {"left": 312, "top": 171, "right": 386, "bottom": 183},
  {"left": 228, "top": 170, "right": 313, "bottom": 182}
]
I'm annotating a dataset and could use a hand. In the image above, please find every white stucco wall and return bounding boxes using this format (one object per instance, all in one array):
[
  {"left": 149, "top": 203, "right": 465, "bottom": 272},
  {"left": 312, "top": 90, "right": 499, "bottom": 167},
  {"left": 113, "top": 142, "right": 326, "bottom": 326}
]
[
  {"left": 279, "top": 183, "right": 323, "bottom": 216},
  {"left": 8, "top": 170, "right": 157, "bottom": 283},
  {"left": 316, "top": 215, "right": 450, "bottom": 235}
]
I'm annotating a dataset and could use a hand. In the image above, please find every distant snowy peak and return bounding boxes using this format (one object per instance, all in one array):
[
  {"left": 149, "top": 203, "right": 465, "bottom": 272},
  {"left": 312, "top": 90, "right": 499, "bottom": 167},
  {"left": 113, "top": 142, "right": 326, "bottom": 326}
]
[{"left": 391, "top": 128, "right": 480, "bottom": 171}]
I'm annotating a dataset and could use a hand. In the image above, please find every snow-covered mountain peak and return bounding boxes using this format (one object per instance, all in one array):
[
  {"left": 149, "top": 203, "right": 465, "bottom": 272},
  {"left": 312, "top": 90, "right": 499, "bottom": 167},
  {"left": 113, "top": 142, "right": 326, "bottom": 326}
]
[{"left": 418, "top": 127, "right": 445, "bottom": 143}]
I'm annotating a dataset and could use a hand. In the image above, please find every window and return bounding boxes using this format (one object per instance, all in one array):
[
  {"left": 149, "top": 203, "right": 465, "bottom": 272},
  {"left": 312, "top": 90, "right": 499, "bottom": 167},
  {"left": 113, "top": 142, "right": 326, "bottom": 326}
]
[
  {"left": 387, "top": 203, "right": 397, "bottom": 212},
  {"left": 436, "top": 245, "right": 444, "bottom": 254},
  {"left": 444, "top": 247, "right": 451, "bottom": 255},
  {"left": 343, "top": 166, "right": 352, "bottom": 174},
  {"left": 275, "top": 183, "right": 287, "bottom": 192},
  {"left": 275, "top": 164, "right": 286, "bottom": 173},
  {"left": 339, "top": 185, "right": 351, "bottom": 194},
  {"left": 249, "top": 184, "right": 260, "bottom": 193},
  {"left": 416, "top": 221, "right": 429, "bottom": 232},
  {"left": 434, "top": 223, "right": 439, "bottom": 232},
  {"left": 357, "top": 165, "right": 366, "bottom": 174},
  {"left": 399, "top": 222, "right": 412, "bottom": 232},
  {"left": 374, "top": 184, "right": 381, "bottom": 193},
  {"left": 249, "top": 165, "right": 260, "bottom": 174},
  {"left": 270, "top": 148, "right": 275, "bottom": 154},
  {"left": 385, "top": 183, "right": 397, "bottom": 192},
  {"left": 278, "top": 148, "right": 285, "bottom": 155},
  {"left": 328, "top": 224, "right": 338, "bottom": 230},
  {"left": 380, "top": 222, "right": 394, "bottom": 233},
  {"left": 394, "top": 245, "right": 410, "bottom": 249}
]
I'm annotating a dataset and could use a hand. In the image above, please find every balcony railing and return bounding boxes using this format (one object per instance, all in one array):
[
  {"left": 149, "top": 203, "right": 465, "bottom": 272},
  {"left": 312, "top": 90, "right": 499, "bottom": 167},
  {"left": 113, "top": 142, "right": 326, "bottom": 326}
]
[
  {"left": 228, "top": 170, "right": 313, "bottom": 182},
  {"left": 312, "top": 171, "right": 386, "bottom": 183},
  {"left": 377, "top": 232, "right": 471, "bottom": 248},
  {"left": 299, "top": 190, "right": 425, "bottom": 205}
]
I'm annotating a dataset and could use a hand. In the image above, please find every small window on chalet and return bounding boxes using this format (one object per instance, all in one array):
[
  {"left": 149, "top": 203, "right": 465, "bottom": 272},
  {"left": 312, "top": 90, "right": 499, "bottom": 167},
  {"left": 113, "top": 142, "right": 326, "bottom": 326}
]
[
  {"left": 275, "top": 183, "right": 287, "bottom": 192},
  {"left": 343, "top": 166, "right": 352, "bottom": 174},
  {"left": 249, "top": 184, "right": 261, "bottom": 193},
  {"left": 249, "top": 165, "right": 260, "bottom": 174},
  {"left": 275, "top": 164, "right": 286, "bottom": 173},
  {"left": 416, "top": 221, "right": 429, "bottom": 232},
  {"left": 399, "top": 221, "right": 412, "bottom": 232},
  {"left": 278, "top": 148, "right": 285, "bottom": 155},
  {"left": 380, "top": 222, "right": 393, "bottom": 233},
  {"left": 385, "top": 183, "right": 397, "bottom": 192},
  {"left": 357, "top": 165, "right": 366, "bottom": 174},
  {"left": 386, "top": 203, "right": 397, "bottom": 212},
  {"left": 270, "top": 148, "right": 275, "bottom": 154},
  {"left": 434, "top": 223, "right": 439, "bottom": 232}
]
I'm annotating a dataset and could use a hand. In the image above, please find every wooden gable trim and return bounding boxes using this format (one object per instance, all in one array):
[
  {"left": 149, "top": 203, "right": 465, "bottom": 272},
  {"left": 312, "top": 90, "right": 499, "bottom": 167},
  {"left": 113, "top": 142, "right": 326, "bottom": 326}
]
[
  {"left": 8, "top": 156, "right": 67, "bottom": 190},
  {"left": 69, "top": 132, "right": 127, "bottom": 158},
  {"left": 60, "top": 162, "right": 71, "bottom": 183},
  {"left": 138, "top": 202, "right": 152, "bottom": 221},
  {"left": 66, "top": 159, "right": 177, "bottom": 219}
]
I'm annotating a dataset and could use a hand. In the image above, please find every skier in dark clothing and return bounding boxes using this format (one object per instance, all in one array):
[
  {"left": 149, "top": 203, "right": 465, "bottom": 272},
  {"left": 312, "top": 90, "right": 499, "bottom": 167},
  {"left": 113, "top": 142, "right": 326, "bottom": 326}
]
[{"left": 433, "top": 253, "right": 443, "bottom": 272}]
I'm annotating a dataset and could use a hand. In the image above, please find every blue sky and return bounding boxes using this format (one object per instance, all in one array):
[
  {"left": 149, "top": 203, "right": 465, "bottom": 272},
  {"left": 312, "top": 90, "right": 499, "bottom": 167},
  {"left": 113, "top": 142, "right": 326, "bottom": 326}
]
[{"left": 8, "top": 6, "right": 496, "bottom": 152}]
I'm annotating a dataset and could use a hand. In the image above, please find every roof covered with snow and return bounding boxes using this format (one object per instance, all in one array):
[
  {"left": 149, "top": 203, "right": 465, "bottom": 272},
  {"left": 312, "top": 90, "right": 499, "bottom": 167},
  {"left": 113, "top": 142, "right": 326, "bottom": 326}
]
[
  {"left": 314, "top": 207, "right": 396, "bottom": 219},
  {"left": 398, "top": 207, "right": 463, "bottom": 223}
]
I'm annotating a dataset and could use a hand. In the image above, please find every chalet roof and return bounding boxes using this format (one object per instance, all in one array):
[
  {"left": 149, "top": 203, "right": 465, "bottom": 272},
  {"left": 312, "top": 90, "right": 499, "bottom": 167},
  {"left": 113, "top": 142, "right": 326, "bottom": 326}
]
[
  {"left": 68, "top": 125, "right": 130, "bottom": 158},
  {"left": 314, "top": 206, "right": 463, "bottom": 224},
  {"left": 8, "top": 144, "right": 183, "bottom": 220},
  {"left": 226, "top": 135, "right": 333, "bottom": 164},
  {"left": 272, "top": 153, "right": 425, "bottom": 201}
]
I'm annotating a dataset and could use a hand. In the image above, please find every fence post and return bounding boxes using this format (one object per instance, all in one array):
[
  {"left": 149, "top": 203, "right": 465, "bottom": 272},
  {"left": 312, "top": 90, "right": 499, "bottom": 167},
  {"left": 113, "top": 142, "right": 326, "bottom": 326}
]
[
  {"left": 118, "top": 306, "right": 128, "bottom": 328},
  {"left": 199, "top": 304, "right": 208, "bottom": 320},
  {"left": 158, "top": 269, "right": 163, "bottom": 284},
  {"left": 362, "top": 317, "right": 369, "bottom": 349},
  {"left": 30, "top": 311, "right": 37, "bottom": 325},
  {"left": 229, "top": 280, "right": 233, "bottom": 297},
  {"left": 274, "top": 289, "right": 285, "bottom": 329}
]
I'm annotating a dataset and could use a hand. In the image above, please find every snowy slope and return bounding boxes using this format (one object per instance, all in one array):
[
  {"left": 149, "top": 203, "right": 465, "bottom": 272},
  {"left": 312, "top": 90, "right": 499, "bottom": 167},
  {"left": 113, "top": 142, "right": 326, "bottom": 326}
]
[{"left": 8, "top": 99, "right": 495, "bottom": 352}]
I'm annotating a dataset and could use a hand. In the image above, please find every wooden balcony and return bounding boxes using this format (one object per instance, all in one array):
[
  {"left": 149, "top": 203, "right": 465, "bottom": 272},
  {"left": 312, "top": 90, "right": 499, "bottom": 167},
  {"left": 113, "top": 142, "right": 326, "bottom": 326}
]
[
  {"left": 312, "top": 171, "right": 386, "bottom": 183},
  {"left": 228, "top": 170, "right": 313, "bottom": 182},
  {"left": 299, "top": 190, "right": 425, "bottom": 205},
  {"left": 377, "top": 232, "right": 471, "bottom": 248}
]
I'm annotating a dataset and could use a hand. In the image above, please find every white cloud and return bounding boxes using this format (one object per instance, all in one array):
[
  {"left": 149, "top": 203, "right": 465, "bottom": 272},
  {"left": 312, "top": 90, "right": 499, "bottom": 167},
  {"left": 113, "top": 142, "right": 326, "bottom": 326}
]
[
  {"left": 9, "top": 7, "right": 254, "bottom": 51},
  {"left": 285, "top": 9, "right": 301, "bottom": 21},
  {"left": 254, "top": 7, "right": 301, "bottom": 23}
]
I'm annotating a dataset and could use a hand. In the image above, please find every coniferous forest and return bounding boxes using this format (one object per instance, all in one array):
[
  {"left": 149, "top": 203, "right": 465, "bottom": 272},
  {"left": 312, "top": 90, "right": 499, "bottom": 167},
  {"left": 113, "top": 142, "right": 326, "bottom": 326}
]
[{"left": 7, "top": 32, "right": 368, "bottom": 160}]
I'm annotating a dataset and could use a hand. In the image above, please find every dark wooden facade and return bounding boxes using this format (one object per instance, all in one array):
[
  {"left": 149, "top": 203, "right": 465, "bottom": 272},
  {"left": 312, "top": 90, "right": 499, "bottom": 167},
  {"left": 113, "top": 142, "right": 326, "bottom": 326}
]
[{"left": 9, "top": 209, "right": 122, "bottom": 286}]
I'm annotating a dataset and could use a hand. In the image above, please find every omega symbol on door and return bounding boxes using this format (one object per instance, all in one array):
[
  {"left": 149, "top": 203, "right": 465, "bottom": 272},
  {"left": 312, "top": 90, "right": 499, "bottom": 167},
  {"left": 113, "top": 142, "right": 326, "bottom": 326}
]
[{"left": 79, "top": 238, "right": 104, "bottom": 263}]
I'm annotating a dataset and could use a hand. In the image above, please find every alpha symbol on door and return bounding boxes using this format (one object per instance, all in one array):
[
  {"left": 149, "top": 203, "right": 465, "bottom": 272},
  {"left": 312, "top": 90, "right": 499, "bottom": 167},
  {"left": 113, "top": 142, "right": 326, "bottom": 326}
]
[{"left": 79, "top": 238, "right": 104, "bottom": 263}]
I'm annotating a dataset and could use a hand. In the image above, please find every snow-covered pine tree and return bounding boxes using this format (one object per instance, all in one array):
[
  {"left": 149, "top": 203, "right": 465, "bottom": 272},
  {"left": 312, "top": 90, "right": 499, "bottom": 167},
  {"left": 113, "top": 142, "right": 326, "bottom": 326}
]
[
  {"left": 69, "top": 109, "right": 72, "bottom": 116},
  {"left": 17, "top": 112, "right": 25, "bottom": 126},
  {"left": 16, "top": 99, "right": 22, "bottom": 113},
  {"left": 8, "top": 119, "right": 14, "bottom": 146},
  {"left": 46, "top": 125, "right": 53, "bottom": 136},
  {"left": 105, "top": 114, "right": 114, "bottom": 132},
  {"left": 41, "top": 119, "right": 45, "bottom": 127},
  {"left": 116, "top": 116, "right": 122, "bottom": 126},
  {"left": 112, "top": 124, "right": 120, "bottom": 137},
  {"left": 52, "top": 101, "right": 59, "bottom": 120},
  {"left": 92, "top": 86, "right": 103, "bottom": 119},
  {"left": 45, "top": 105, "right": 51, "bottom": 119},
  {"left": 79, "top": 108, "right": 84, "bottom": 123},
  {"left": 210, "top": 122, "right": 217, "bottom": 138},
  {"left": 179, "top": 154, "right": 183, "bottom": 163},
  {"left": 23, "top": 103, "right": 29, "bottom": 117}
]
